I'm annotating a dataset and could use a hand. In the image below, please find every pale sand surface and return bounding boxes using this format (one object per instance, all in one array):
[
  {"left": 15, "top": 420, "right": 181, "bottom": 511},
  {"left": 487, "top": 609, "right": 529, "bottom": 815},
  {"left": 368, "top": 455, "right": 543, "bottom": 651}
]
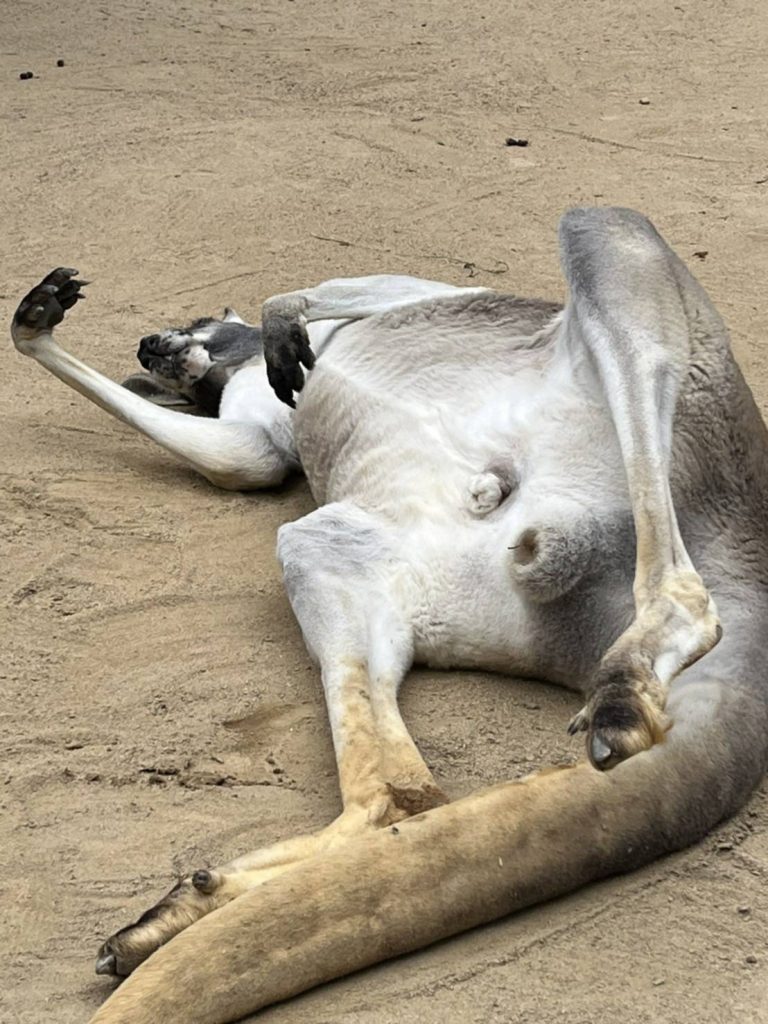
[{"left": 2, "top": 2, "right": 767, "bottom": 1021}]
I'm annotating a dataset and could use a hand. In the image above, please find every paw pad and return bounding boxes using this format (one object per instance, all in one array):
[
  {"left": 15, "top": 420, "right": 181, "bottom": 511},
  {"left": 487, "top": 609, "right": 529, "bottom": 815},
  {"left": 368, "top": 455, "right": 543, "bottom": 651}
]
[{"left": 12, "top": 268, "right": 87, "bottom": 339}]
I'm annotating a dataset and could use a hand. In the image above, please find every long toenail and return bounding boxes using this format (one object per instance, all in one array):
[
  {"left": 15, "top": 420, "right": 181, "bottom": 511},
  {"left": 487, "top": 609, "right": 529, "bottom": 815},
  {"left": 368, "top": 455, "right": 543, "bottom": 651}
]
[
  {"left": 95, "top": 950, "right": 117, "bottom": 976},
  {"left": 590, "top": 735, "right": 613, "bottom": 765},
  {"left": 567, "top": 711, "right": 588, "bottom": 735}
]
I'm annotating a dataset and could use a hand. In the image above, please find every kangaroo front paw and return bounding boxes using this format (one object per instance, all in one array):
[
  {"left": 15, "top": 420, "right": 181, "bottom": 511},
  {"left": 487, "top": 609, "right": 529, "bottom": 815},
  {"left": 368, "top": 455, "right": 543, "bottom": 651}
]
[
  {"left": 262, "top": 309, "right": 316, "bottom": 408},
  {"left": 569, "top": 659, "right": 668, "bottom": 771},
  {"left": 12, "top": 268, "right": 87, "bottom": 352},
  {"left": 95, "top": 870, "right": 227, "bottom": 977}
]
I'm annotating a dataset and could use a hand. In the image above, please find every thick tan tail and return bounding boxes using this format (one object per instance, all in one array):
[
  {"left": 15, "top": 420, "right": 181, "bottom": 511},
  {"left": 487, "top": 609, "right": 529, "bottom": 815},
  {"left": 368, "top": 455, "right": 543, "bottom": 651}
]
[{"left": 89, "top": 612, "right": 768, "bottom": 1024}]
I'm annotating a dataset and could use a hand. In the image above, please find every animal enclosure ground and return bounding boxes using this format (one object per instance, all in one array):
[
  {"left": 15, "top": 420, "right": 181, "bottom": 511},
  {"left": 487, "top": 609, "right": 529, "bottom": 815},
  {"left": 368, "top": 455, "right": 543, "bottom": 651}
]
[{"left": 2, "top": 1, "right": 768, "bottom": 1021}]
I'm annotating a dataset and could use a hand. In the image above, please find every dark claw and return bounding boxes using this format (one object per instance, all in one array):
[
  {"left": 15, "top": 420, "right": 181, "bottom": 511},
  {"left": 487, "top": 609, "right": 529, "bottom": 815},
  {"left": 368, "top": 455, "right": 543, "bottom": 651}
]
[
  {"left": 590, "top": 734, "right": 613, "bottom": 767},
  {"left": 95, "top": 946, "right": 118, "bottom": 976},
  {"left": 266, "top": 361, "right": 297, "bottom": 408},
  {"left": 13, "top": 267, "right": 87, "bottom": 333},
  {"left": 567, "top": 714, "right": 588, "bottom": 736},
  {"left": 263, "top": 314, "right": 316, "bottom": 406},
  {"left": 299, "top": 343, "right": 315, "bottom": 372}
]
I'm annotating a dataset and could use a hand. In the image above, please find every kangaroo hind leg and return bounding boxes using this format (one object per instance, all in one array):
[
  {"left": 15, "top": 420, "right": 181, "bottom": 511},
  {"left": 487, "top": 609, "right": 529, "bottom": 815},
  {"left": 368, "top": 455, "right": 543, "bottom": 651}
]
[
  {"left": 279, "top": 503, "right": 445, "bottom": 818},
  {"left": 559, "top": 208, "right": 722, "bottom": 769},
  {"left": 94, "top": 502, "right": 442, "bottom": 977}
]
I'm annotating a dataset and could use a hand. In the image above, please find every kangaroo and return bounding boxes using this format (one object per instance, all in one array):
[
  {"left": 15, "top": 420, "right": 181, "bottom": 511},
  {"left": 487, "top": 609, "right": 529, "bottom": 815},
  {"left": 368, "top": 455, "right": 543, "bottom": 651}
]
[{"left": 10, "top": 207, "right": 768, "bottom": 1024}]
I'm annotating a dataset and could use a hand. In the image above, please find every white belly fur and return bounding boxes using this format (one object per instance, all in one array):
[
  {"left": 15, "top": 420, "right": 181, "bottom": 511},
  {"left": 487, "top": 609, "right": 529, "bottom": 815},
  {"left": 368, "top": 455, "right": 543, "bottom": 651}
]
[
  {"left": 298, "top": 299, "right": 628, "bottom": 524},
  {"left": 289, "top": 296, "right": 634, "bottom": 676}
]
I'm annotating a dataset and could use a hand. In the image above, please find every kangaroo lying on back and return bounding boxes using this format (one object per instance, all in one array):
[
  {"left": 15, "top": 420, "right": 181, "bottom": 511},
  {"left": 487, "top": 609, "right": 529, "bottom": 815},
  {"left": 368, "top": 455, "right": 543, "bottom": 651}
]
[{"left": 11, "top": 208, "right": 768, "bottom": 1024}]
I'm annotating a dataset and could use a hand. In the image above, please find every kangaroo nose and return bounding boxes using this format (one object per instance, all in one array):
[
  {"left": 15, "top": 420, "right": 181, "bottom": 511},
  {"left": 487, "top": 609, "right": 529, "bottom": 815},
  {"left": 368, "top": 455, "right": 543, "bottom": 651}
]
[{"left": 137, "top": 334, "right": 160, "bottom": 364}]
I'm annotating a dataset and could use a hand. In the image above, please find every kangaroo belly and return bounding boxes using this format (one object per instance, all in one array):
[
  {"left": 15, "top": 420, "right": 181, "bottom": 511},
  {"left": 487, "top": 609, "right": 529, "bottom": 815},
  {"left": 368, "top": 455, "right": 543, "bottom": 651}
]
[
  {"left": 295, "top": 294, "right": 630, "bottom": 528},
  {"left": 294, "top": 294, "right": 636, "bottom": 682}
]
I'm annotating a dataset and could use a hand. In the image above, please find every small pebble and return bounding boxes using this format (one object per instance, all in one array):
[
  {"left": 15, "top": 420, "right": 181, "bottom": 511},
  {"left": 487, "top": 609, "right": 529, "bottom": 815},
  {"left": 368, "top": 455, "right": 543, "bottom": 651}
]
[
  {"left": 717, "top": 841, "right": 733, "bottom": 851},
  {"left": 738, "top": 905, "right": 751, "bottom": 915},
  {"left": 652, "top": 978, "right": 665, "bottom": 987},
  {"left": 639, "top": 97, "right": 651, "bottom": 105},
  {"left": 505, "top": 136, "right": 529, "bottom": 147},
  {"left": 745, "top": 954, "right": 758, "bottom": 964},
  {"left": 57, "top": 58, "right": 65, "bottom": 67},
  {"left": 19, "top": 71, "right": 33, "bottom": 80}
]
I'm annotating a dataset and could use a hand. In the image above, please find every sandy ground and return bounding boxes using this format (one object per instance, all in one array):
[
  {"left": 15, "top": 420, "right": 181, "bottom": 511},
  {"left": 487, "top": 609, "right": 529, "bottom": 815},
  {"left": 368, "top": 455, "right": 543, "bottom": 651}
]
[{"left": 2, "top": 1, "right": 768, "bottom": 1021}]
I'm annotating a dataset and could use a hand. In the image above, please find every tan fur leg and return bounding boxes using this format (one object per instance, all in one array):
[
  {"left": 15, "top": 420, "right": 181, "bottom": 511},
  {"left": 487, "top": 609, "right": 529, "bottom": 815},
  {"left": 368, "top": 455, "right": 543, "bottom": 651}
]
[
  {"left": 371, "top": 675, "right": 448, "bottom": 815},
  {"left": 87, "top": 766, "right": 585, "bottom": 1022},
  {"left": 96, "top": 661, "right": 443, "bottom": 977},
  {"left": 88, "top": 668, "right": 757, "bottom": 1024}
]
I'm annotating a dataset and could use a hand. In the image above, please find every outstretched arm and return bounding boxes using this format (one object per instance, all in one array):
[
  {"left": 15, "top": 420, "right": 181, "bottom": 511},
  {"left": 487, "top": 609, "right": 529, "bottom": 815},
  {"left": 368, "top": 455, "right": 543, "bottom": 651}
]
[
  {"left": 11, "top": 269, "right": 296, "bottom": 490},
  {"left": 557, "top": 208, "right": 723, "bottom": 767}
]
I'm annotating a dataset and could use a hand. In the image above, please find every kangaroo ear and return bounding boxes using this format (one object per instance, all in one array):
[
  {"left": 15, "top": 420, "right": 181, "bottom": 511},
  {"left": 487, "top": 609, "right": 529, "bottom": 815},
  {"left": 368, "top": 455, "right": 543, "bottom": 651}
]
[
  {"left": 121, "top": 373, "right": 195, "bottom": 407},
  {"left": 222, "top": 307, "right": 247, "bottom": 324}
]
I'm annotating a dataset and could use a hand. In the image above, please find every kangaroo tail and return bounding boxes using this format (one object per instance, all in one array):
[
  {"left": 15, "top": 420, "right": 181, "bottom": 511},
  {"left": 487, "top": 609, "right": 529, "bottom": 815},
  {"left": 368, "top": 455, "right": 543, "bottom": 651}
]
[{"left": 89, "top": 609, "right": 768, "bottom": 1024}]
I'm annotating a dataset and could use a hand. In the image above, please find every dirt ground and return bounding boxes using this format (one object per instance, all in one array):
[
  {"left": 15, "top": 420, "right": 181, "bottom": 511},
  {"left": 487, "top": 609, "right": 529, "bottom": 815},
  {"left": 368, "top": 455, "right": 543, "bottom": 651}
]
[{"left": 2, "top": 0, "right": 768, "bottom": 1021}]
